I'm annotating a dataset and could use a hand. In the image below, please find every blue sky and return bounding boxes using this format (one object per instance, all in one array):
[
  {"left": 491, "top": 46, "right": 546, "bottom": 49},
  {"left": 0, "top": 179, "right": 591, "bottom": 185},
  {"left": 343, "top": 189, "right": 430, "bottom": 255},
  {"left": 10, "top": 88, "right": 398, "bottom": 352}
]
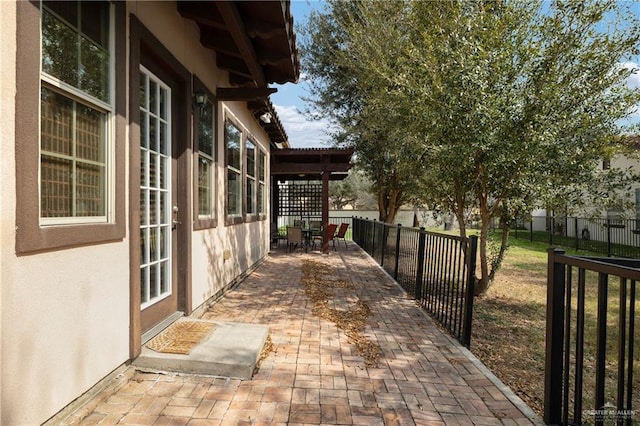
[
  {"left": 271, "top": 1, "right": 330, "bottom": 148},
  {"left": 272, "top": 1, "right": 640, "bottom": 148}
]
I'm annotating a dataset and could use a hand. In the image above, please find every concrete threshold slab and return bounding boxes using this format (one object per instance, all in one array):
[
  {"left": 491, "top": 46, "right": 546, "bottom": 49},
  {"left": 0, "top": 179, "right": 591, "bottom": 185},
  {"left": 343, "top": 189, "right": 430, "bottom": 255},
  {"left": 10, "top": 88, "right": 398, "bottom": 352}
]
[{"left": 133, "top": 321, "right": 269, "bottom": 379}]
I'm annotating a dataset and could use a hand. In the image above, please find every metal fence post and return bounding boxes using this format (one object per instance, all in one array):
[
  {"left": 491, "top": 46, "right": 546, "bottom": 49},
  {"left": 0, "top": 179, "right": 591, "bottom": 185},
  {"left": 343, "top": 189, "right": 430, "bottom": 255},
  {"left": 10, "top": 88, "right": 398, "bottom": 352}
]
[
  {"left": 370, "top": 219, "right": 376, "bottom": 256},
  {"left": 544, "top": 248, "right": 566, "bottom": 425},
  {"left": 530, "top": 218, "right": 534, "bottom": 242},
  {"left": 380, "top": 223, "right": 387, "bottom": 267},
  {"left": 414, "top": 228, "right": 426, "bottom": 301},
  {"left": 607, "top": 218, "right": 612, "bottom": 257},
  {"left": 394, "top": 224, "right": 402, "bottom": 280},
  {"left": 575, "top": 217, "right": 579, "bottom": 251},
  {"left": 461, "top": 235, "right": 478, "bottom": 348}
]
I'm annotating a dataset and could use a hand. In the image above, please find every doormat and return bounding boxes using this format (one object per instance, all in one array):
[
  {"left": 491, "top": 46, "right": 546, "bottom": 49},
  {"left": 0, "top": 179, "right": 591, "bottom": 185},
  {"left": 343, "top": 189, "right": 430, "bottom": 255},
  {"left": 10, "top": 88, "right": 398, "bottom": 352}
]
[{"left": 146, "top": 320, "right": 215, "bottom": 355}]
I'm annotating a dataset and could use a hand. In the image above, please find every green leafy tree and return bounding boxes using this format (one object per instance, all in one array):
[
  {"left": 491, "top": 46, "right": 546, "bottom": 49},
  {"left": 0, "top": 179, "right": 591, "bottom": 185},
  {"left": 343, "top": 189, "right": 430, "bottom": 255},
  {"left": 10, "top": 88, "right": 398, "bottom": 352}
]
[
  {"left": 303, "top": 0, "right": 640, "bottom": 294},
  {"left": 329, "top": 170, "right": 377, "bottom": 210},
  {"left": 302, "top": 1, "right": 421, "bottom": 223}
]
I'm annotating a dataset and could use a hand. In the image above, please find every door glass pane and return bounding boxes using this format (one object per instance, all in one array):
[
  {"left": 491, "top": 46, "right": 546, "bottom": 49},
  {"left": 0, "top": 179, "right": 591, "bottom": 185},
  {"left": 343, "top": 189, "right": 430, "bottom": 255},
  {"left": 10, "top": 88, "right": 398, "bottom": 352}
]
[
  {"left": 140, "top": 69, "right": 172, "bottom": 309},
  {"left": 150, "top": 264, "right": 158, "bottom": 299},
  {"left": 149, "top": 81, "right": 157, "bottom": 115},
  {"left": 140, "top": 268, "right": 148, "bottom": 303}
]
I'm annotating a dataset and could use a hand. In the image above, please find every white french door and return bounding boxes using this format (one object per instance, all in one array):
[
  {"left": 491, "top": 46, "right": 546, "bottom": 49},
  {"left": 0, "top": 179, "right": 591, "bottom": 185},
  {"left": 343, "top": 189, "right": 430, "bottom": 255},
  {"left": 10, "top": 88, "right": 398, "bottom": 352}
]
[{"left": 139, "top": 67, "right": 172, "bottom": 309}]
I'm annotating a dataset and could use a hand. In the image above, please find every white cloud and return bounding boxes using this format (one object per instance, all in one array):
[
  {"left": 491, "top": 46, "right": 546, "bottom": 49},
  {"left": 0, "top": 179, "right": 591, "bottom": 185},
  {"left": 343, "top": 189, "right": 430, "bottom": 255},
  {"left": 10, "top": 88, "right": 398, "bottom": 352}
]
[
  {"left": 273, "top": 104, "right": 337, "bottom": 148},
  {"left": 621, "top": 61, "right": 640, "bottom": 89}
]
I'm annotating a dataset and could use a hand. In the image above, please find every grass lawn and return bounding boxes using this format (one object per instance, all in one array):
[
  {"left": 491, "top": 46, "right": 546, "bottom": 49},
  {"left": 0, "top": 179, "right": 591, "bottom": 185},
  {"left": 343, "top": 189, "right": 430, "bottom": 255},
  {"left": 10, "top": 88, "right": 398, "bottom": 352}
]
[{"left": 470, "top": 234, "right": 640, "bottom": 419}]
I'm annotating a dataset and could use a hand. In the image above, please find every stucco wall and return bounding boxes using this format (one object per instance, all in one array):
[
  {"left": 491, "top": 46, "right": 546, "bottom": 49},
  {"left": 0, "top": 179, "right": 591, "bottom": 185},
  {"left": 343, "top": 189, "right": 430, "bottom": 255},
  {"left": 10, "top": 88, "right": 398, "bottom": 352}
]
[
  {"left": 191, "top": 103, "right": 271, "bottom": 309},
  {"left": 1, "top": 2, "right": 272, "bottom": 424},
  {"left": 0, "top": 2, "right": 16, "bottom": 422},
  {"left": 1, "top": 3, "right": 130, "bottom": 423}
]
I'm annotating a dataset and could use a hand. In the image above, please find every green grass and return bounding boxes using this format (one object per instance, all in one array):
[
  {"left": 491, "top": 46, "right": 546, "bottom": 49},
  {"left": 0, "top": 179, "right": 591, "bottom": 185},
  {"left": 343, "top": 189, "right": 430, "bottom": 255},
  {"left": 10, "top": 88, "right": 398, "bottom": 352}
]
[{"left": 471, "top": 234, "right": 640, "bottom": 421}]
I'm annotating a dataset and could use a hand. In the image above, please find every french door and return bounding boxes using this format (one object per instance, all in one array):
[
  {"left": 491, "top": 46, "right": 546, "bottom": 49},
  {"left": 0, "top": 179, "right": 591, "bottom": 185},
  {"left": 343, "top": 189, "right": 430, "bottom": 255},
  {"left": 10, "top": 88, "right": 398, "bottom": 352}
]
[{"left": 139, "top": 67, "right": 177, "bottom": 330}]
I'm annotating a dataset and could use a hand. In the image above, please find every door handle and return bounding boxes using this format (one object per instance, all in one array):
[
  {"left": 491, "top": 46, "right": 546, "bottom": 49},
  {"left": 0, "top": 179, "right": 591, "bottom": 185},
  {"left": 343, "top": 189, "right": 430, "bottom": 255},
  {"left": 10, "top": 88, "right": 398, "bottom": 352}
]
[{"left": 172, "top": 205, "right": 181, "bottom": 230}]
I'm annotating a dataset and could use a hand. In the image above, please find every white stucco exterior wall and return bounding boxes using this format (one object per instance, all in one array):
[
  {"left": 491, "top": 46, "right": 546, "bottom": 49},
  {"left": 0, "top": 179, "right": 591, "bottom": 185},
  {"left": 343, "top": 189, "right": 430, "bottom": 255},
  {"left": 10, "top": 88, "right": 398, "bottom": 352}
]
[
  {"left": 1, "top": 3, "right": 131, "bottom": 423},
  {"left": 1, "top": 2, "right": 275, "bottom": 423},
  {"left": 0, "top": 2, "right": 17, "bottom": 422}
]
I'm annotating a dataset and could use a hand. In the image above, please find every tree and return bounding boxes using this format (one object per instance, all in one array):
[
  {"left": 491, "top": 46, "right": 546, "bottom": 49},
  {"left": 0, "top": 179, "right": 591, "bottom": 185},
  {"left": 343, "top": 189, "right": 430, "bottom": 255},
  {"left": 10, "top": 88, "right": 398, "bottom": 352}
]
[
  {"left": 302, "top": 1, "right": 422, "bottom": 223},
  {"left": 329, "top": 170, "right": 377, "bottom": 210},
  {"left": 304, "top": 0, "right": 640, "bottom": 294}
]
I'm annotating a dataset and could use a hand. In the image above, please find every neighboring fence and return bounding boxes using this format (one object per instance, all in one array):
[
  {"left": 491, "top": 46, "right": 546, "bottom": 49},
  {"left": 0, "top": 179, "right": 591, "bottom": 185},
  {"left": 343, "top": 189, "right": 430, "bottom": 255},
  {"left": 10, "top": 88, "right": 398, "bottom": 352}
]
[
  {"left": 352, "top": 217, "right": 478, "bottom": 347},
  {"left": 545, "top": 249, "right": 639, "bottom": 425},
  {"left": 513, "top": 216, "right": 640, "bottom": 258}
]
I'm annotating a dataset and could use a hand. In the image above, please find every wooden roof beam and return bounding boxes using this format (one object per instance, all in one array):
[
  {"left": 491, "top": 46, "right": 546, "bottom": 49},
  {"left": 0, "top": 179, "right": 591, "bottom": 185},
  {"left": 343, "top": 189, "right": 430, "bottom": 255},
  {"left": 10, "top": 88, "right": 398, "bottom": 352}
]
[
  {"left": 217, "top": 87, "right": 277, "bottom": 101},
  {"left": 215, "top": 1, "right": 265, "bottom": 87}
]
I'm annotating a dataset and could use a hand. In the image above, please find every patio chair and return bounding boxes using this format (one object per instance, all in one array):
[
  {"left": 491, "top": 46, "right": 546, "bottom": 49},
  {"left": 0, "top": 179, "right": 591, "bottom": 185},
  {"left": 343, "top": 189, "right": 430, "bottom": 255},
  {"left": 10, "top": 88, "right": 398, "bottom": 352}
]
[
  {"left": 309, "top": 220, "right": 322, "bottom": 236},
  {"left": 286, "top": 226, "right": 303, "bottom": 252},
  {"left": 313, "top": 223, "right": 338, "bottom": 251},
  {"left": 271, "top": 223, "right": 287, "bottom": 248},
  {"left": 334, "top": 222, "right": 349, "bottom": 249}
]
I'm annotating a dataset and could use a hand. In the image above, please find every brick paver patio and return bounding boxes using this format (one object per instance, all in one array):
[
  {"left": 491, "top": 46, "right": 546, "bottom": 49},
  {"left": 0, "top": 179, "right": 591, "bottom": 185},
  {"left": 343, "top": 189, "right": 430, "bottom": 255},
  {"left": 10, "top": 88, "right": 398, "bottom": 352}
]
[{"left": 62, "top": 242, "right": 541, "bottom": 425}]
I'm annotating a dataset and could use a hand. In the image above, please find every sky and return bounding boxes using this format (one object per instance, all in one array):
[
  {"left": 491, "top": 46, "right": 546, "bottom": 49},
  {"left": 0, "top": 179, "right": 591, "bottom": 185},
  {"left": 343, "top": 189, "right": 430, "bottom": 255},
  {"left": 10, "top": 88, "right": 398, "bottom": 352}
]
[
  {"left": 271, "top": 1, "right": 640, "bottom": 148},
  {"left": 270, "top": 1, "right": 330, "bottom": 149}
]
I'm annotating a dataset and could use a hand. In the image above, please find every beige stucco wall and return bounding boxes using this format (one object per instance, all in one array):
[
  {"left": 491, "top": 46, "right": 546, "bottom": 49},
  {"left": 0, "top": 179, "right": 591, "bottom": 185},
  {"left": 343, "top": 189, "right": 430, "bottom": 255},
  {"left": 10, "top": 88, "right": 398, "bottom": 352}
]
[
  {"left": 191, "top": 103, "right": 271, "bottom": 308},
  {"left": 1, "top": 2, "right": 273, "bottom": 423},
  {"left": 1, "top": 3, "right": 130, "bottom": 423},
  {"left": 0, "top": 2, "right": 16, "bottom": 422}
]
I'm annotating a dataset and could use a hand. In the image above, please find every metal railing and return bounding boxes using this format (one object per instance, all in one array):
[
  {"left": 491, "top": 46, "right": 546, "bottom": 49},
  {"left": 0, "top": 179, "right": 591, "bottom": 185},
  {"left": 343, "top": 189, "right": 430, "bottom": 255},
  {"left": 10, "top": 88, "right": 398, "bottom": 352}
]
[
  {"left": 545, "top": 249, "right": 639, "bottom": 425},
  {"left": 353, "top": 217, "right": 478, "bottom": 347},
  {"left": 513, "top": 216, "right": 640, "bottom": 258},
  {"left": 276, "top": 215, "right": 354, "bottom": 239}
]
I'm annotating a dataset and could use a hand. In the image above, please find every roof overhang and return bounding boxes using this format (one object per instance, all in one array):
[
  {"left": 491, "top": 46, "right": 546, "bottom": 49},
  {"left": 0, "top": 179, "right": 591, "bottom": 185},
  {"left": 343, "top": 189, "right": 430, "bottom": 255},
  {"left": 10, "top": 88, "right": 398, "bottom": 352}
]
[
  {"left": 178, "top": 1, "right": 299, "bottom": 147},
  {"left": 271, "top": 148, "right": 355, "bottom": 181}
]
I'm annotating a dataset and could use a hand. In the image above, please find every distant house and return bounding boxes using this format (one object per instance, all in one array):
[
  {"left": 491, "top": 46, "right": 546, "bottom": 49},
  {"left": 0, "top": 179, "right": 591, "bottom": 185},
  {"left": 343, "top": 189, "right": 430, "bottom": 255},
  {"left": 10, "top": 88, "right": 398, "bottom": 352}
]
[{"left": 0, "top": 1, "right": 299, "bottom": 423}]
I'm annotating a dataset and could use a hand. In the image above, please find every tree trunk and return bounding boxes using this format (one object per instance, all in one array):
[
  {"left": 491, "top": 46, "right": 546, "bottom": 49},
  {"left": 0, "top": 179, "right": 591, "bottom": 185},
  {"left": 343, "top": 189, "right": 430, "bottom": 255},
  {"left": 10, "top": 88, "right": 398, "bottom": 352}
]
[
  {"left": 475, "top": 218, "right": 491, "bottom": 296},
  {"left": 376, "top": 184, "right": 402, "bottom": 224},
  {"left": 488, "top": 218, "right": 510, "bottom": 283}
]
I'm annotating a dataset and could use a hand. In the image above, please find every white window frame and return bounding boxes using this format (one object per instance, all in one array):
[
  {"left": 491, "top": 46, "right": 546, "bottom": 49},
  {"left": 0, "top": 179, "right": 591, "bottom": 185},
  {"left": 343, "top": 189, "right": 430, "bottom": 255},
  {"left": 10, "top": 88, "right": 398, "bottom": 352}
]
[
  {"left": 225, "top": 119, "right": 243, "bottom": 218},
  {"left": 258, "top": 149, "right": 266, "bottom": 215},
  {"left": 39, "top": 1, "right": 115, "bottom": 226},
  {"left": 246, "top": 139, "right": 257, "bottom": 216},
  {"left": 197, "top": 100, "right": 215, "bottom": 219}
]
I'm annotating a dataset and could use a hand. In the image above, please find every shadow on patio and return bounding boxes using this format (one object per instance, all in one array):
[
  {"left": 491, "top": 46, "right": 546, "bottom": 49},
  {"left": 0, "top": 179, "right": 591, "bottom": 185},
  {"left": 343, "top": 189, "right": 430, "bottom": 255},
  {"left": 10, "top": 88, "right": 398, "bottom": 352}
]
[{"left": 67, "top": 241, "right": 542, "bottom": 425}]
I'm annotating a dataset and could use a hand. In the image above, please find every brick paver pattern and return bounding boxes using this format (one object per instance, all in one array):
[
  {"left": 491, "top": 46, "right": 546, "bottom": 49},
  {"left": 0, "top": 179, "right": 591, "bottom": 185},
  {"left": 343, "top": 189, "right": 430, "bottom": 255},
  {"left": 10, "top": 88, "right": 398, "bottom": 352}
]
[{"left": 70, "top": 243, "right": 536, "bottom": 425}]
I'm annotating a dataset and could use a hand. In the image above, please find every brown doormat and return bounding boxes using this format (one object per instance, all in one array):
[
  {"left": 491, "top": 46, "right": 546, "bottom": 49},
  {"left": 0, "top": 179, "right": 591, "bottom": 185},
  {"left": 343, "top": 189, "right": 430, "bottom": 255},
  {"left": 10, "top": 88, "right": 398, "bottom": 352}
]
[{"left": 146, "top": 320, "right": 215, "bottom": 355}]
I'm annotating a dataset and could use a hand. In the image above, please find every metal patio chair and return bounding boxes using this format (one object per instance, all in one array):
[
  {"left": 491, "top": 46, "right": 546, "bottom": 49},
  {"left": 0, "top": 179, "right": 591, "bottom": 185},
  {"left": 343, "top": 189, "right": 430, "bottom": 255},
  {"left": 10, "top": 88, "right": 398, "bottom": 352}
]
[
  {"left": 334, "top": 222, "right": 349, "bottom": 249},
  {"left": 313, "top": 223, "right": 338, "bottom": 251},
  {"left": 286, "top": 226, "right": 303, "bottom": 252}
]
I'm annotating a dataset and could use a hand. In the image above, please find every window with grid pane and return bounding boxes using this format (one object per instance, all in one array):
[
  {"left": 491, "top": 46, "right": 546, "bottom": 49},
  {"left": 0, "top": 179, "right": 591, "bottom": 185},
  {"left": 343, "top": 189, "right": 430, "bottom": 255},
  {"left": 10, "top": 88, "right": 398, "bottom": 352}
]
[
  {"left": 246, "top": 139, "right": 256, "bottom": 215},
  {"left": 225, "top": 120, "right": 242, "bottom": 217},
  {"left": 258, "top": 149, "right": 266, "bottom": 214},
  {"left": 197, "top": 101, "right": 215, "bottom": 217},
  {"left": 40, "top": 1, "right": 111, "bottom": 222}
]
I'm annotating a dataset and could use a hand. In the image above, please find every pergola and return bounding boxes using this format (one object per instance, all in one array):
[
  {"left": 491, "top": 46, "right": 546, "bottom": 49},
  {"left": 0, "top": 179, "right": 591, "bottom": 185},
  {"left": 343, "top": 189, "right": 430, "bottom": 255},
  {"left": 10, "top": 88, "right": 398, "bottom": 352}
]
[{"left": 271, "top": 148, "right": 354, "bottom": 252}]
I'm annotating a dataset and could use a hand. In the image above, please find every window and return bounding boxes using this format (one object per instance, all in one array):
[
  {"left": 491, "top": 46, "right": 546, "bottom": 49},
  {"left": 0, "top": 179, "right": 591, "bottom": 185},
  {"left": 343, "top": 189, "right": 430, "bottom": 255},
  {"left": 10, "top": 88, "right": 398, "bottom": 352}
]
[
  {"left": 40, "top": 1, "right": 112, "bottom": 224},
  {"left": 258, "top": 149, "right": 266, "bottom": 215},
  {"left": 246, "top": 139, "right": 256, "bottom": 215},
  {"left": 225, "top": 120, "right": 242, "bottom": 218},
  {"left": 15, "top": 1, "right": 124, "bottom": 253},
  {"left": 40, "top": 1, "right": 112, "bottom": 225},
  {"left": 197, "top": 100, "right": 215, "bottom": 218}
]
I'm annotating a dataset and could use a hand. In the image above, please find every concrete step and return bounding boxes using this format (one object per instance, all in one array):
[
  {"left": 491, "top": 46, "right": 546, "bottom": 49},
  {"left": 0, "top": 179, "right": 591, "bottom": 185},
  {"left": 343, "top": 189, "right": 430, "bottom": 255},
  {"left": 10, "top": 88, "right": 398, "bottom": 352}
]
[{"left": 133, "top": 321, "right": 269, "bottom": 379}]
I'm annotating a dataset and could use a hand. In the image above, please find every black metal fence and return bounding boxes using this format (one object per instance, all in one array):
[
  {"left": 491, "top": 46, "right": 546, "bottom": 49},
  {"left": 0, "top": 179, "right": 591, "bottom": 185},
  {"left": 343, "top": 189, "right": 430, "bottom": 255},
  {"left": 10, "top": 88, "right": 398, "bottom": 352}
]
[
  {"left": 353, "top": 217, "right": 478, "bottom": 347},
  {"left": 513, "top": 216, "right": 640, "bottom": 258},
  {"left": 545, "top": 249, "right": 639, "bottom": 425}
]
